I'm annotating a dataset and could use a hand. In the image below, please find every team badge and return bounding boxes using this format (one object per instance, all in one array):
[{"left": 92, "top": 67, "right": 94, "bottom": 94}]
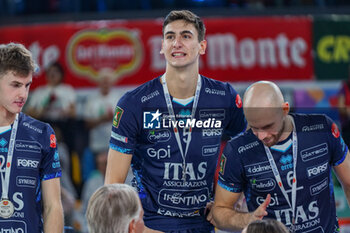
[
  {"left": 50, "top": 134, "right": 56, "bottom": 148},
  {"left": 235, "top": 94, "right": 242, "bottom": 108},
  {"left": 0, "top": 199, "right": 14, "bottom": 218},
  {"left": 331, "top": 123, "right": 340, "bottom": 138},
  {"left": 113, "top": 106, "right": 124, "bottom": 128},
  {"left": 219, "top": 154, "right": 227, "bottom": 175}
]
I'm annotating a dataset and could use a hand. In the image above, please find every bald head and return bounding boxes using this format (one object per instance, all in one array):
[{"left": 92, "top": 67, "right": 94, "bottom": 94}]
[
  {"left": 242, "top": 81, "right": 291, "bottom": 147},
  {"left": 243, "top": 81, "right": 284, "bottom": 109}
]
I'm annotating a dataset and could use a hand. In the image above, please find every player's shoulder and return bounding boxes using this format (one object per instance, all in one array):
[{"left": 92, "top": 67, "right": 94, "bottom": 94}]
[
  {"left": 119, "top": 76, "right": 162, "bottom": 105},
  {"left": 19, "top": 112, "right": 53, "bottom": 135},
  {"left": 292, "top": 113, "right": 330, "bottom": 132},
  {"left": 201, "top": 75, "right": 235, "bottom": 93},
  {"left": 226, "top": 130, "right": 260, "bottom": 155}
]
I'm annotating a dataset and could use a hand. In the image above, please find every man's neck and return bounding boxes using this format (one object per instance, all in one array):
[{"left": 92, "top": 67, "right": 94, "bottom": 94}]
[
  {"left": 163, "top": 69, "right": 199, "bottom": 99},
  {"left": 0, "top": 109, "right": 17, "bottom": 126},
  {"left": 278, "top": 115, "right": 293, "bottom": 143}
]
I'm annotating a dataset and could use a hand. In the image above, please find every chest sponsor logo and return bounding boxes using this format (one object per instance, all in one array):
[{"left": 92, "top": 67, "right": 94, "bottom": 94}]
[
  {"left": 158, "top": 187, "right": 209, "bottom": 210},
  {"left": 238, "top": 141, "right": 259, "bottom": 154},
  {"left": 147, "top": 129, "right": 171, "bottom": 143},
  {"left": 17, "top": 158, "right": 40, "bottom": 169},
  {"left": 307, "top": 162, "right": 328, "bottom": 179},
  {"left": 245, "top": 161, "right": 272, "bottom": 177},
  {"left": 202, "top": 128, "right": 223, "bottom": 138},
  {"left": 202, "top": 144, "right": 220, "bottom": 156},
  {"left": 22, "top": 122, "right": 43, "bottom": 134},
  {"left": 257, "top": 193, "right": 280, "bottom": 206},
  {"left": 310, "top": 177, "right": 328, "bottom": 196},
  {"left": 301, "top": 143, "right": 328, "bottom": 162},
  {"left": 15, "top": 140, "right": 41, "bottom": 153},
  {"left": 275, "top": 201, "right": 320, "bottom": 230},
  {"left": 0, "top": 138, "right": 8, "bottom": 153},
  {"left": 251, "top": 178, "right": 276, "bottom": 192},
  {"left": 147, "top": 146, "right": 171, "bottom": 159},
  {"left": 0, "top": 220, "right": 26, "bottom": 233},
  {"left": 199, "top": 109, "right": 225, "bottom": 120},
  {"left": 111, "top": 132, "right": 128, "bottom": 143},
  {"left": 163, "top": 162, "right": 207, "bottom": 181},
  {"left": 16, "top": 176, "right": 37, "bottom": 188}
]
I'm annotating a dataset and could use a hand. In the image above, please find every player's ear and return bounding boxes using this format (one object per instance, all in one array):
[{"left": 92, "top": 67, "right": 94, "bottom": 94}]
[
  {"left": 128, "top": 219, "right": 136, "bottom": 233},
  {"left": 282, "top": 102, "right": 290, "bottom": 116}
]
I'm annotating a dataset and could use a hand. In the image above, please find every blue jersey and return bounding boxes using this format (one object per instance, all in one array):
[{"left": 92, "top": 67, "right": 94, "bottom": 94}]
[
  {"left": 110, "top": 75, "right": 246, "bottom": 232},
  {"left": 0, "top": 112, "right": 61, "bottom": 233},
  {"left": 219, "top": 113, "right": 348, "bottom": 233}
]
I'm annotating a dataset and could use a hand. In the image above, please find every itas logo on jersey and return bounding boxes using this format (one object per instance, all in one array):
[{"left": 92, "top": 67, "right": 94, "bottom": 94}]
[{"left": 143, "top": 110, "right": 162, "bottom": 129}]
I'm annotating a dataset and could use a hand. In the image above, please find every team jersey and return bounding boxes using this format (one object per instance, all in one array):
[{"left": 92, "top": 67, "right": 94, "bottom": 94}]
[
  {"left": 0, "top": 112, "right": 61, "bottom": 233},
  {"left": 219, "top": 113, "right": 348, "bottom": 233},
  {"left": 110, "top": 75, "right": 246, "bottom": 231}
]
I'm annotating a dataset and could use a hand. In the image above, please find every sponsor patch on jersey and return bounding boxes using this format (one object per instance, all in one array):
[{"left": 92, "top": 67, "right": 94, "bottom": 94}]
[
  {"left": 50, "top": 134, "right": 56, "bottom": 148},
  {"left": 219, "top": 154, "right": 227, "bottom": 175},
  {"left": 235, "top": 94, "right": 242, "bottom": 108},
  {"left": 111, "top": 131, "right": 128, "bottom": 143},
  {"left": 113, "top": 106, "right": 124, "bottom": 128},
  {"left": 15, "top": 140, "right": 41, "bottom": 153},
  {"left": 332, "top": 123, "right": 340, "bottom": 138},
  {"left": 16, "top": 176, "right": 37, "bottom": 188}
]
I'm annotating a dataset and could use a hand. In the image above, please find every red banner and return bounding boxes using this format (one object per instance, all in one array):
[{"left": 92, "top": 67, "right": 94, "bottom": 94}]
[{"left": 0, "top": 16, "right": 313, "bottom": 89}]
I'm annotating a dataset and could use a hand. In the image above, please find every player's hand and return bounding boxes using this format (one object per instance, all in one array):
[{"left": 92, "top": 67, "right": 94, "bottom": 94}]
[
  {"left": 205, "top": 201, "right": 216, "bottom": 226},
  {"left": 251, "top": 193, "right": 271, "bottom": 221}
]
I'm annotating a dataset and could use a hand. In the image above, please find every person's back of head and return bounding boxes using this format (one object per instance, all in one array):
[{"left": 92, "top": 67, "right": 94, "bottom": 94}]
[
  {"left": 86, "top": 183, "right": 144, "bottom": 233},
  {"left": 242, "top": 219, "right": 289, "bottom": 233},
  {"left": 0, "top": 42, "right": 36, "bottom": 78}
]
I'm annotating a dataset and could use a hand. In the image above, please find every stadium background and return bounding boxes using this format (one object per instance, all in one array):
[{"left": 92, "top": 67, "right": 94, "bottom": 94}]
[{"left": 1, "top": 0, "right": 350, "bottom": 232}]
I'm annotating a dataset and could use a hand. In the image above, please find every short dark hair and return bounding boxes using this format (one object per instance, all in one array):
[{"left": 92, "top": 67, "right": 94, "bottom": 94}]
[
  {"left": 0, "top": 42, "right": 36, "bottom": 78},
  {"left": 163, "top": 10, "right": 206, "bottom": 42}
]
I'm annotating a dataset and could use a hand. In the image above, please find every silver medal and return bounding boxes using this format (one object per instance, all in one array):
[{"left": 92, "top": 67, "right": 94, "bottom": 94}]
[{"left": 0, "top": 199, "right": 14, "bottom": 218}]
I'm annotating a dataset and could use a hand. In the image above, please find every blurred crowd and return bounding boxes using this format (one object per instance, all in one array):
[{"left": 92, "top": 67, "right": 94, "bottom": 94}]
[{"left": 1, "top": 0, "right": 350, "bottom": 16}]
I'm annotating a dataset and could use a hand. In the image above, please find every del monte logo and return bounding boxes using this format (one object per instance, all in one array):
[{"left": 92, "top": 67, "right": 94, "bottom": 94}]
[{"left": 66, "top": 28, "right": 143, "bottom": 83}]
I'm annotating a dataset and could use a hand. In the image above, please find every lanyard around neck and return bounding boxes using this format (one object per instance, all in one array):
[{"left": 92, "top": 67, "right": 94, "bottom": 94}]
[
  {"left": 161, "top": 75, "right": 201, "bottom": 181},
  {"left": 1, "top": 114, "right": 19, "bottom": 200},
  {"left": 263, "top": 116, "right": 297, "bottom": 229}
]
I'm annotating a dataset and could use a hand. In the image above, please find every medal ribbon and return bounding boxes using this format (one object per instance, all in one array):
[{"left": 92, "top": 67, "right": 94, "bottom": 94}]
[
  {"left": 161, "top": 75, "right": 201, "bottom": 181},
  {"left": 263, "top": 117, "right": 297, "bottom": 231},
  {"left": 1, "top": 114, "right": 19, "bottom": 200}
]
